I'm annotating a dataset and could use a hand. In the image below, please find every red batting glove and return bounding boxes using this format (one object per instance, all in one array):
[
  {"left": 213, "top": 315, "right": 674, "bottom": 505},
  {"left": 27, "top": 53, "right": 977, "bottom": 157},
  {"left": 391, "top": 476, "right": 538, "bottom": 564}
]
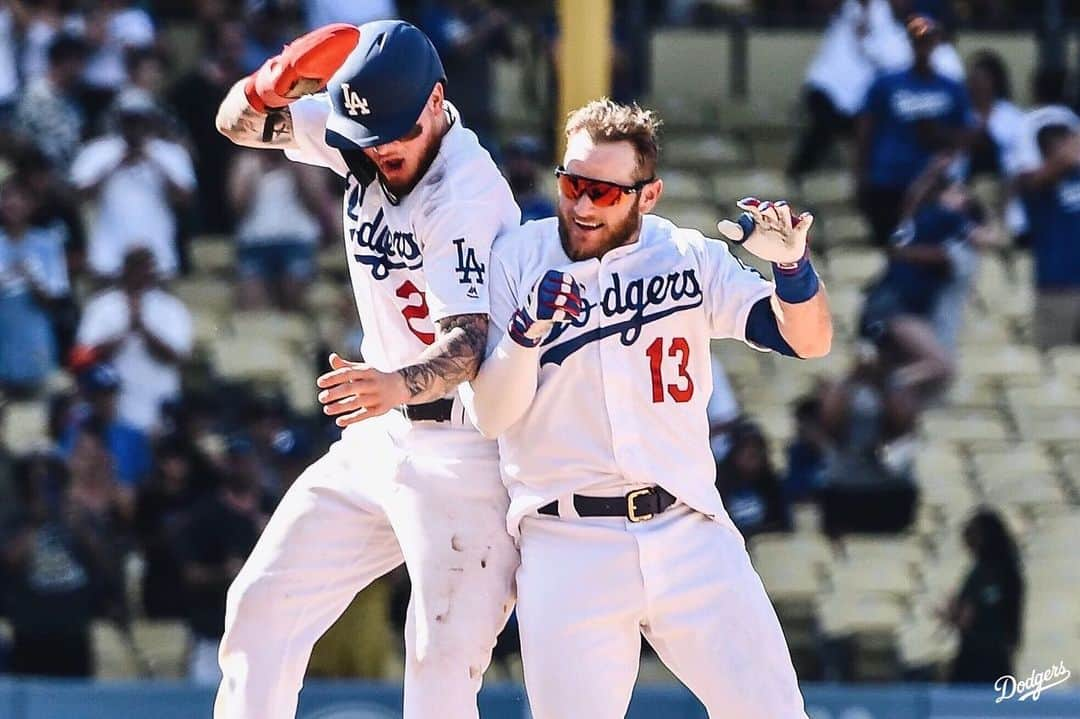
[{"left": 244, "top": 23, "right": 361, "bottom": 112}]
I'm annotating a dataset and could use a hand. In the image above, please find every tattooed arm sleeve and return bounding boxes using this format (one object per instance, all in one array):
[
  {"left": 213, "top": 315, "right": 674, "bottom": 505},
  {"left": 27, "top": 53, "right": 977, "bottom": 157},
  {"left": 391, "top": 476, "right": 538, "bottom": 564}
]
[
  {"left": 215, "top": 79, "right": 297, "bottom": 149},
  {"left": 397, "top": 313, "right": 489, "bottom": 404}
]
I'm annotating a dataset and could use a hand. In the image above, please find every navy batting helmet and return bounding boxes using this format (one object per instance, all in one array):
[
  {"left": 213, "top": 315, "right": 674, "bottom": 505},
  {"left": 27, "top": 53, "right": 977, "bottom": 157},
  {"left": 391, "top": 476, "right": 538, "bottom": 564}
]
[{"left": 324, "top": 20, "right": 446, "bottom": 150}]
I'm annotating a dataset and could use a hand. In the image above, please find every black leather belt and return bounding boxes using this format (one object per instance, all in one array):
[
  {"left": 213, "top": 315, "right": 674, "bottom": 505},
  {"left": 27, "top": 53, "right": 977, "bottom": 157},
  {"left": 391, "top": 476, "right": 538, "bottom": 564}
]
[
  {"left": 400, "top": 397, "right": 455, "bottom": 422},
  {"left": 538, "top": 486, "right": 677, "bottom": 523}
]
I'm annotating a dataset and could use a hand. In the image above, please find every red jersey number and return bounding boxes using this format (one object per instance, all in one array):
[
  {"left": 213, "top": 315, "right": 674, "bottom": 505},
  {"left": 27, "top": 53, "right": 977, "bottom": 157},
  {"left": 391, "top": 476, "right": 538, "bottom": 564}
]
[
  {"left": 646, "top": 336, "right": 694, "bottom": 403},
  {"left": 395, "top": 280, "right": 435, "bottom": 345}
]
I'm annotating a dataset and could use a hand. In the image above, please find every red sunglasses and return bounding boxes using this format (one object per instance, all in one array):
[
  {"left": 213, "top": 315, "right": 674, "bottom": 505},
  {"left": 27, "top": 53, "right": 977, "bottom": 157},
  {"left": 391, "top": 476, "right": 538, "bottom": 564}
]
[{"left": 554, "top": 166, "right": 655, "bottom": 208}]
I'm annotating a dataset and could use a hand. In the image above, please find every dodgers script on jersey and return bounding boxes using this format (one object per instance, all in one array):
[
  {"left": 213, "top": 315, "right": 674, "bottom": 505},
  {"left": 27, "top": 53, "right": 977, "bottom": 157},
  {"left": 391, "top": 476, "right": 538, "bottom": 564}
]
[
  {"left": 487, "top": 215, "right": 775, "bottom": 535},
  {"left": 286, "top": 95, "right": 520, "bottom": 373}
]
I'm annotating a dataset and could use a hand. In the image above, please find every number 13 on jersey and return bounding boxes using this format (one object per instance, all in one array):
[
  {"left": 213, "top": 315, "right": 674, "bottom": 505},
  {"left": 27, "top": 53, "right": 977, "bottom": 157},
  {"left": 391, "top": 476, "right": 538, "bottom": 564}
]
[{"left": 646, "top": 337, "right": 694, "bottom": 403}]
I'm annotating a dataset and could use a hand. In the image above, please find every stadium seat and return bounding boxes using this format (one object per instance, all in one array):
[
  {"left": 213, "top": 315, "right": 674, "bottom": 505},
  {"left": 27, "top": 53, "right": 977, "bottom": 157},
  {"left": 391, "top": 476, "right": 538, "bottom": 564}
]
[
  {"left": 820, "top": 212, "right": 871, "bottom": 246},
  {"left": 971, "top": 444, "right": 1054, "bottom": 480},
  {"left": 191, "top": 310, "right": 229, "bottom": 351},
  {"left": 231, "top": 310, "right": 316, "bottom": 348},
  {"left": 1048, "top": 346, "right": 1080, "bottom": 384},
  {"left": 663, "top": 135, "right": 745, "bottom": 169},
  {"left": 817, "top": 592, "right": 905, "bottom": 637},
  {"left": 92, "top": 621, "right": 140, "bottom": 679},
  {"left": 830, "top": 560, "right": 918, "bottom": 597},
  {"left": 308, "top": 279, "right": 349, "bottom": 313},
  {"left": 208, "top": 336, "right": 295, "bottom": 383},
  {"left": 2, "top": 400, "right": 50, "bottom": 454},
  {"left": 1004, "top": 381, "right": 1080, "bottom": 413},
  {"left": 1013, "top": 407, "right": 1080, "bottom": 443},
  {"left": 943, "top": 376, "right": 1000, "bottom": 409},
  {"left": 749, "top": 532, "right": 834, "bottom": 567},
  {"left": 920, "top": 408, "right": 1010, "bottom": 444},
  {"left": 663, "top": 205, "right": 720, "bottom": 236},
  {"left": 956, "top": 314, "right": 1012, "bottom": 347},
  {"left": 712, "top": 169, "right": 788, "bottom": 207},
  {"left": 656, "top": 169, "right": 710, "bottom": 203},
  {"left": 896, "top": 616, "right": 957, "bottom": 672},
  {"left": 171, "top": 278, "right": 233, "bottom": 315},
  {"left": 188, "top": 236, "right": 234, "bottom": 275},
  {"left": 956, "top": 345, "right": 1043, "bottom": 384},
  {"left": 132, "top": 620, "right": 189, "bottom": 678},
  {"left": 798, "top": 170, "right": 854, "bottom": 210},
  {"left": 824, "top": 250, "right": 884, "bottom": 285},
  {"left": 841, "top": 536, "right": 926, "bottom": 568}
]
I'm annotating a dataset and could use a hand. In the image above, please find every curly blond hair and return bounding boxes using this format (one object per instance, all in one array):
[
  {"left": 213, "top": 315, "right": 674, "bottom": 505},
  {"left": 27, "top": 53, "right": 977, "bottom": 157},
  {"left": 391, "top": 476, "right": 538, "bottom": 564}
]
[{"left": 565, "top": 98, "right": 662, "bottom": 180}]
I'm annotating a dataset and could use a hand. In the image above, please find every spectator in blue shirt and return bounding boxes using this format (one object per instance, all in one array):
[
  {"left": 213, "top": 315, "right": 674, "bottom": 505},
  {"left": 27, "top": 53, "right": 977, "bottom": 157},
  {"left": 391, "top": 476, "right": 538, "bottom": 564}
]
[
  {"left": 1020, "top": 123, "right": 1080, "bottom": 348},
  {"left": 61, "top": 364, "right": 153, "bottom": 490},
  {"left": 855, "top": 15, "right": 975, "bottom": 245},
  {"left": 859, "top": 159, "right": 996, "bottom": 398},
  {"left": 0, "top": 179, "right": 69, "bottom": 395}
]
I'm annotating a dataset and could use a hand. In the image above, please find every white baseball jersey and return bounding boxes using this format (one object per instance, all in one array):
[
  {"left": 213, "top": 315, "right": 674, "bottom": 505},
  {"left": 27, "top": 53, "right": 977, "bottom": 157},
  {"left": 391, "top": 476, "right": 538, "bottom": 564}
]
[
  {"left": 286, "top": 96, "right": 521, "bottom": 374},
  {"left": 487, "top": 214, "right": 775, "bottom": 535}
]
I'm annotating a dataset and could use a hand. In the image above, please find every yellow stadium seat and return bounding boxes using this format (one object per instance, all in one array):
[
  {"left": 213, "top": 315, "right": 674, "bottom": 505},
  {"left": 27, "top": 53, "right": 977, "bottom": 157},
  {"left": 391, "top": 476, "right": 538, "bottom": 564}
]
[
  {"left": 830, "top": 560, "right": 918, "bottom": 597},
  {"left": 1048, "top": 346, "right": 1080, "bottom": 383},
  {"left": 943, "top": 376, "right": 1000, "bottom": 409},
  {"left": 798, "top": 171, "right": 854, "bottom": 209},
  {"left": 971, "top": 444, "right": 1055, "bottom": 480},
  {"left": 822, "top": 212, "right": 872, "bottom": 246},
  {"left": 896, "top": 617, "right": 958, "bottom": 670},
  {"left": 2, "top": 400, "right": 50, "bottom": 454},
  {"left": 1013, "top": 408, "right": 1080, "bottom": 443},
  {"left": 208, "top": 336, "right": 294, "bottom": 383},
  {"left": 664, "top": 135, "right": 746, "bottom": 169},
  {"left": 754, "top": 557, "right": 824, "bottom": 602},
  {"left": 188, "top": 235, "right": 234, "bottom": 274},
  {"left": 841, "top": 536, "right": 926, "bottom": 567},
  {"left": 132, "top": 620, "right": 189, "bottom": 678},
  {"left": 817, "top": 593, "right": 905, "bottom": 637},
  {"left": 664, "top": 206, "right": 720, "bottom": 236},
  {"left": 957, "top": 314, "right": 1012, "bottom": 347},
  {"left": 956, "top": 345, "right": 1044, "bottom": 383},
  {"left": 1005, "top": 381, "right": 1080, "bottom": 412},
  {"left": 750, "top": 532, "right": 834, "bottom": 567},
  {"left": 231, "top": 310, "right": 315, "bottom": 348},
  {"left": 825, "top": 250, "right": 885, "bottom": 285},
  {"left": 191, "top": 310, "right": 229, "bottom": 350},
  {"left": 92, "top": 621, "right": 139, "bottom": 679},
  {"left": 170, "top": 278, "right": 233, "bottom": 315},
  {"left": 656, "top": 169, "right": 710, "bottom": 203},
  {"left": 712, "top": 169, "right": 788, "bottom": 207},
  {"left": 920, "top": 409, "right": 1010, "bottom": 444}
]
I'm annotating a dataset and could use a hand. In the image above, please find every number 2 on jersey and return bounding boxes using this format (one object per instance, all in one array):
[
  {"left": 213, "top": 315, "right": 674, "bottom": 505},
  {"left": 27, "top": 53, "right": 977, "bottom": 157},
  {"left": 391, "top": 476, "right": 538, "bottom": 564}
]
[
  {"left": 646, "top": 337, "right": 694, "bottom": 403},
  {"left": 395, "top": 280, "right": 435, "bottom": 345}
]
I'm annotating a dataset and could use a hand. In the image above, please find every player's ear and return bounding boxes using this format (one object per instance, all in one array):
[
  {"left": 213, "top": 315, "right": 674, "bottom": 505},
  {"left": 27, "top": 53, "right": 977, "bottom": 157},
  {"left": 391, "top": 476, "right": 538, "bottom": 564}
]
[
  {"left": 429, "top": 82, "right": 445, "bottom": 113},
  {"left": 639, "top": 178, "right": 662, "bottom": 214}
]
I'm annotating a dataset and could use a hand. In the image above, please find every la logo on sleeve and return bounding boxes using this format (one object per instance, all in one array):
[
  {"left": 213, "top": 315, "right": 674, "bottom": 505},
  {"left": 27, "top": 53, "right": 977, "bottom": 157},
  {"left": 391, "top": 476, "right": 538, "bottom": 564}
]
[{"left": 453, "top": 238, "right": 485, "bottom": 285}]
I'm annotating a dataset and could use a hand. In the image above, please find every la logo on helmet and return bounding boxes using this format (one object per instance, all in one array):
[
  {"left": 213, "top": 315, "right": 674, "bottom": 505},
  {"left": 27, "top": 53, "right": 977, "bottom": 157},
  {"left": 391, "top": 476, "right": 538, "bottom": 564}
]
[{"left": 341, "top": 83, "right": 370, "bottom": 116}]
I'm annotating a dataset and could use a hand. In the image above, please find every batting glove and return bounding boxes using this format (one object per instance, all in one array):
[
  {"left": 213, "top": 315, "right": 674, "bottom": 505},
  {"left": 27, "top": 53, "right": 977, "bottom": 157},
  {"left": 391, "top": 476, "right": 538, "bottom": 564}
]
[
  {"left": 245, "top": 23, "right": 361, "bottom": 112},
  {"left": 717, "top": 197, "right": 815, "bottom": 267},
  {"left": 508, "top": 270, "right": 583, "bottom": 347}
]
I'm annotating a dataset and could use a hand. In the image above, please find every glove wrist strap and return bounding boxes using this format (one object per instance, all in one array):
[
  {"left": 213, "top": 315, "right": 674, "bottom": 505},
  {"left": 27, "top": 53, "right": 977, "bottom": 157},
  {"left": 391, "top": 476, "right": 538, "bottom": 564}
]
[{"left": 772, "top": 251, "right": 819, "bottom": 304}]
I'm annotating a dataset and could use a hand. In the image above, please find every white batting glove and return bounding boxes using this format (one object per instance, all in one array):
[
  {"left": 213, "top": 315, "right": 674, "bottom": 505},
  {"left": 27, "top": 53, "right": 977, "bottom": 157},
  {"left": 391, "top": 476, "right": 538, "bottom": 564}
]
[
  {"left": 508, "top": 270, "right": 583, "bottom": 347},
  {"left": 717, "top": 197, "right": 815, "bottom": 266}
]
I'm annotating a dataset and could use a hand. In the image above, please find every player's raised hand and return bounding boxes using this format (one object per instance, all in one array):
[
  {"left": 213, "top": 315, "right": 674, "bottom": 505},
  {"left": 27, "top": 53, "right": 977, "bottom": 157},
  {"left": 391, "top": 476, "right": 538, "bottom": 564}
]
[
  {"left": 508, "top": 270, "right": 583, "bottom": 347},
  {"left": 717, "top": 197, "right": 814, "bottom": 266},
  {"left": 316, "top": 352, "right": 409, "bottom": 427}
]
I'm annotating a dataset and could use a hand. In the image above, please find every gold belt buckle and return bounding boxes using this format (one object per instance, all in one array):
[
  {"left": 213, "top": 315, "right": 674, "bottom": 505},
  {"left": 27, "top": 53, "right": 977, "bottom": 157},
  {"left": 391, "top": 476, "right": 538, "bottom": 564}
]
[{"left": 626, "top": 488, "right": 654, "bottom": 522}]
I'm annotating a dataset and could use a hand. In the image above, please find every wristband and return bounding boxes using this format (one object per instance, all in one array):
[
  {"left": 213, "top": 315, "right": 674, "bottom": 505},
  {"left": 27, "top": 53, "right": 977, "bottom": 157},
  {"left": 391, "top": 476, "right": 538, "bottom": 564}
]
[{"left": 772, "top": 251, "right": 819, "bottom": 304}]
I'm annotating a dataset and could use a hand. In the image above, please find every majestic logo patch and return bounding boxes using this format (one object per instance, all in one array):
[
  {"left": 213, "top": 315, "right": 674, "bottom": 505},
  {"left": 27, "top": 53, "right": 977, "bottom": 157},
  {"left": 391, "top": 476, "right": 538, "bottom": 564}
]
[
  {"left": 453, "top": 237, "right": 485, "bottom": 285},
  {"left": 540, "top": 268, "right": 703, "bottom": 366}
]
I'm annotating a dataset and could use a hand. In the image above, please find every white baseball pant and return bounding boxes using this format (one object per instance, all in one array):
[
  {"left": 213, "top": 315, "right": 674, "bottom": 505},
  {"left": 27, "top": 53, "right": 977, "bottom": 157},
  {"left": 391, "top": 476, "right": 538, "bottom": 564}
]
[
  {"left": 516, "top": 502, "right": 806, "bottom": 719},
  {"left": 214, "top": 410, "right": 518, "bottom": 719}
]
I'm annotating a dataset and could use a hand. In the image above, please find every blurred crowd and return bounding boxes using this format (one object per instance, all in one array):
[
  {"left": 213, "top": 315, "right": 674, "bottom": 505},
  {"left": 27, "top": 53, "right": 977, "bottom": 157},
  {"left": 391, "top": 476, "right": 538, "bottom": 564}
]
[{"left": 1, "top": 0, "right": 1074, "bottom": 689}]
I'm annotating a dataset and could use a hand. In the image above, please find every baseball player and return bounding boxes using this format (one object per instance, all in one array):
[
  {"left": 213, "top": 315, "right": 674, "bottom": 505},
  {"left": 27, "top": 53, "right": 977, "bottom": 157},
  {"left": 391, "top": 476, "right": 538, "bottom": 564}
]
[
  {"left": 468, "top": 99, "right": 832, "bottom": 718},
  {"left": 213, "top": 21, "right": 520, "bottom": 719}
]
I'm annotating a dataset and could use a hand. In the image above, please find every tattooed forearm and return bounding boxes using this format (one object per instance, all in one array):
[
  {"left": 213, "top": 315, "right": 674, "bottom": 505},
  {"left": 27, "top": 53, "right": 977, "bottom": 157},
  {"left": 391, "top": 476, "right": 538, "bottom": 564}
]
[
  {"left": 398, "top": 313, "right": 489, "bottom": 403},
  {"left": 215, "top": 79, "right": 296, "bottom": 148}
]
